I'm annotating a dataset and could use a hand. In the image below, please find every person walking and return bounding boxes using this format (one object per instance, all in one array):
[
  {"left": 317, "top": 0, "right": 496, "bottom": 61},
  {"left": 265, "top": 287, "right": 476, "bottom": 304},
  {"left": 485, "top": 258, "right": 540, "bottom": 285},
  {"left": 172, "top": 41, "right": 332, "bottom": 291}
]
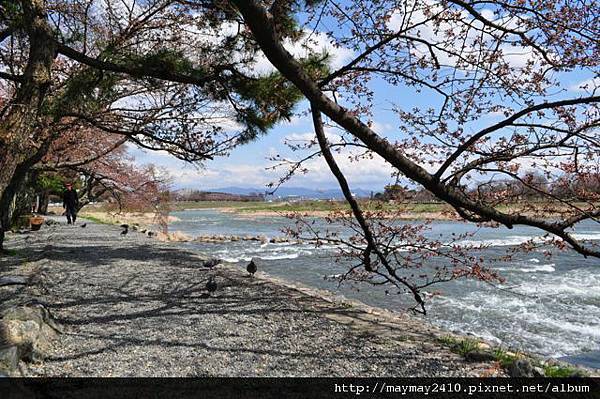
[{"left": 63, "top": 183, "right": 79, "bottom": 225}]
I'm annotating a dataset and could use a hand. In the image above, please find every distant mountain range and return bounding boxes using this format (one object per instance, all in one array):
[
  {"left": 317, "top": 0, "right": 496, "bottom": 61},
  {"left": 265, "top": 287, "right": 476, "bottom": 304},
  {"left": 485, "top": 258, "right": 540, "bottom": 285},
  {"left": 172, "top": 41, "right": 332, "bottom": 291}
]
[{"left": 206, "top": 186, "right": 375, "bottom": 199}]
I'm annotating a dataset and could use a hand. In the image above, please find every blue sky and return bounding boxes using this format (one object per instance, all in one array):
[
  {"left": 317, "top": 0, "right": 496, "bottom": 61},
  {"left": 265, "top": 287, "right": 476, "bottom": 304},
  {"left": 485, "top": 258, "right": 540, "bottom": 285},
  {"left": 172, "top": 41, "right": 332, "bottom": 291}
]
[
  {"left": 128, "top": 102, "right": 400, "bottom": 191},
  {"left": 129, "top": 91, "right": 411, "bottom": 192},
  {"left": 131, "top": 76, "right": 595, "bottom": 193},
  {"left": 129, "top": 3, "right": 598, "bottom": 193}
]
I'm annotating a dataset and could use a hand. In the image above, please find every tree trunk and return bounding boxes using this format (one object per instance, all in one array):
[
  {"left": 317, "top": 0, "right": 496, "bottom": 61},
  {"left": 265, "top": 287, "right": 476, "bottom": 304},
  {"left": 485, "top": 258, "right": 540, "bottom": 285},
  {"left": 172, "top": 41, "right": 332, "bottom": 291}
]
[
  {"left": 38, "top": 190, "right": 50, "bottom": 214},
  {"left": 0, "top": 142, "right": 54, "bottom": 251},
  {"left": 0, "top": 0, "right": 56, "bottom": 251},
  {"left": 10, "top": 177, "right": 36, "bottom": 228},
  {"left": 0, "top": 173, "right": 21, "bottom": 252}
]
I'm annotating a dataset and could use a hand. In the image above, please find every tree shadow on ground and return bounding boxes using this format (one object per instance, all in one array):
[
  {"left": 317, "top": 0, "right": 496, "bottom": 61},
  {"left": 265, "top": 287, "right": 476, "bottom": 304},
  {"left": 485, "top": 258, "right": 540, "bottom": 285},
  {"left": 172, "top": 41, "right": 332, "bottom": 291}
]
[{"left": 20, "top": 242, "right": 448, "bottom": 373}]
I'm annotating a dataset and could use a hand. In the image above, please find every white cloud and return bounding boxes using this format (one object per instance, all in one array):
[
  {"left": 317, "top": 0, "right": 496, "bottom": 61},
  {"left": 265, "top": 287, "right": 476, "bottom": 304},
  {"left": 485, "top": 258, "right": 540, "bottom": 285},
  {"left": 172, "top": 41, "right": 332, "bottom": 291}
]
[
  {"left": 133, "top": 142, "right": 397, "bottom": 190},
  {"left": 371, "top": 121, "right": 395, "bottom": 135},
  {"left": 160, "top": 162, "right": 272, "bottom": 188},
  {"left": 301, "top": 152, "right": 395, "bottom": 186},
  {"left": 387, "top": 1, "right": 539, "bottom": 71},
  {"left": 570, "top": 77, "right": 600, "bottom": 93},
  {"left": 279, "top": 113, "right": 309, "bottom": 127},
  {"left": 251, "top": 30, "right": 355, "bottom": 76},
  {"left": 283, "top": 132, "right": 315, "bottom": 143}
]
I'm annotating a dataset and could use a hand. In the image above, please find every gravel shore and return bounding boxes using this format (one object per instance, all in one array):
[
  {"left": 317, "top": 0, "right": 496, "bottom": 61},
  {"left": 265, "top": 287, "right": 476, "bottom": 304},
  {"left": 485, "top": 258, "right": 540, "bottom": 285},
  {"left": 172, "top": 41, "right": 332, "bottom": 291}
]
[{"left": 1, "top": 218, "right": 500, "bottom": 377}]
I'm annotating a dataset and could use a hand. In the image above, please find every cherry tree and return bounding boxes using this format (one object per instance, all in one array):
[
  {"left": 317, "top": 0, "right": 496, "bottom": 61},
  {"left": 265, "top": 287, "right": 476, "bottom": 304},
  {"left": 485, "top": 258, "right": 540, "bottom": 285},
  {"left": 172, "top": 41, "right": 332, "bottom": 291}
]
[
  {"left": 36, "top": 124, "right": 170, "bottom": 219},
  {"left": 0, "top": 0, "right": 304, "bottom": 249},
  {"left": 227, "top": 0, "right": 599, "bottom": 311}
]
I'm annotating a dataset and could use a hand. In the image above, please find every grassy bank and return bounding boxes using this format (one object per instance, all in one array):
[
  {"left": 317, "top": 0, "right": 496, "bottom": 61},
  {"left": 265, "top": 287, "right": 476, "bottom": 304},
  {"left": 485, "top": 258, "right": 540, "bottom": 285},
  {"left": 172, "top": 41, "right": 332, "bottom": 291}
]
[
  {"left": 170, "top": 200, "right": 599, "bottom": 221},
  {"left": 436, "top": 335, "right": 587, "bottom": 377},
  {"left": 171, "top": 200, "right": 451, "bottom": 212},
  {"left": 170, "top": 200, "right": 458, "bottom": 219}
]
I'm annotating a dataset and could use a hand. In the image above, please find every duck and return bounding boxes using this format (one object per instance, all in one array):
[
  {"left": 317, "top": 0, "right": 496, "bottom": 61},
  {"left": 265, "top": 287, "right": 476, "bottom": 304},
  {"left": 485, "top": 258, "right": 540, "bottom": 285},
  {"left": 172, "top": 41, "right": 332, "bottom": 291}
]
[
  {"left": 206, "top": 277, "right": 217, "bottom": 295},
  {"left": 246, "top": 259, "right": 257, "bottom": 277}
]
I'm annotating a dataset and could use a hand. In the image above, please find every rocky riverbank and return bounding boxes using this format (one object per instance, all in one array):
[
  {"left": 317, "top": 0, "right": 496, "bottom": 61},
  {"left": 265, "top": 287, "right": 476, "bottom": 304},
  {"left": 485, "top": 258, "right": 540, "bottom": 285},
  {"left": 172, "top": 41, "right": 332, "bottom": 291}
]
[{"left": 0, "top": 217, "right": 588, "bottom": 377}]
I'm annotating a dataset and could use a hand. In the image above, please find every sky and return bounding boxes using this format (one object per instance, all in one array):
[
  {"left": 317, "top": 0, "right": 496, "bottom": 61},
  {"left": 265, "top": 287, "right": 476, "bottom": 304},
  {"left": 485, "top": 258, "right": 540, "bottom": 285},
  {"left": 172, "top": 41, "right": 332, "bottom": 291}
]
[
  {"left": 128, "top": 104, "right": 401, "bottom": 192},
  {"left": 128, "top": 2, "right": 598, "bottom": 193},
  {"left": 128, "top": 18, "right": 402, "bottom": 192}
]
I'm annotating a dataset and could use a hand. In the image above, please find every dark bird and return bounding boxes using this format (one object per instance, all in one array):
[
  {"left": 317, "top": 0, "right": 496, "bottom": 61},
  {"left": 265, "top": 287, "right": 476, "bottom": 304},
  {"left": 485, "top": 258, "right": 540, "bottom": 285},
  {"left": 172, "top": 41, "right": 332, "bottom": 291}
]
[
  {"left": 81, "top": 223, "right": 87, "bottom": 228},
  {"left": 206, "top": 277, "right": 217, "bottom": 294},
  {"left": 120, "top": 224, "right": 128, "bottom": 237},
  {"left": 246, "top": 259, "right": 257, "bottom": 277}
]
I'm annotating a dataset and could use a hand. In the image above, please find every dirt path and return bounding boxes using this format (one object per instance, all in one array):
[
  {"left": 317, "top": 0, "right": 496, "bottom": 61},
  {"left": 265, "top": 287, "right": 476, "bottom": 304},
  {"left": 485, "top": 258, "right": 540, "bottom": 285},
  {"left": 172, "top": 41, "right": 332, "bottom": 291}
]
[{"left": 1, "top": 218, "right": 500, "bottom": 377}]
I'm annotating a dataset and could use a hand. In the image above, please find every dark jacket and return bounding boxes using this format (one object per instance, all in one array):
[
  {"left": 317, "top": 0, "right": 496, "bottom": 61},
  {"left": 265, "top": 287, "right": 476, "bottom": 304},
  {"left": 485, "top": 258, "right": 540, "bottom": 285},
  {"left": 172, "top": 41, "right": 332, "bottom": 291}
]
[{"left": 63, "top": 189, "right": 79, "bottom": 209}]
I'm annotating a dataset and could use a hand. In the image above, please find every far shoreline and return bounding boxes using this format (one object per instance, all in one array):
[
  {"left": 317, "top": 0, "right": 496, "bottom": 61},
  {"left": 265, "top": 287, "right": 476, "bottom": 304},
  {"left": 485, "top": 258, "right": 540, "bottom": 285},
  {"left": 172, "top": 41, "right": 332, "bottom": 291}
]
[
  {"left": 169, "top": 200, "right": 462, "bottom": 221},
  {"left": 170, "top": 200, "right": 589, "bottom": 223}
]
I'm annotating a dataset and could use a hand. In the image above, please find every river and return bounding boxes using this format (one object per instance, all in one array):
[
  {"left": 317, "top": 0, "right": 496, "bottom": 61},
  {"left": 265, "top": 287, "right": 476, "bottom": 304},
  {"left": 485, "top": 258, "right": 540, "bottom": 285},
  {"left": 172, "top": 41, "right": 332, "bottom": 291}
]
[{"left": 168, "top": 208, "right": 600, "bottom": 368}]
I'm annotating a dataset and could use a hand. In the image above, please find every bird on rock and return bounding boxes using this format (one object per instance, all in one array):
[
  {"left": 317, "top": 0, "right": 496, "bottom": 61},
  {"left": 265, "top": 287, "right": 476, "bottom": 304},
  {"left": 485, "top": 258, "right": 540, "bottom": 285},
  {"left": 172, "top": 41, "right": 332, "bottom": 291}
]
[
  {"left": 81, "top": 223, "right": 87, "bottom": 228},
  {"left": 120, "top": 224, "right": 129, "bottom": 237},
  {"left": 206, "top": 277, "right": 217, "bottom": 295},
  {"left": 246, "top": 259, "right": 257, "bottom": 277}
]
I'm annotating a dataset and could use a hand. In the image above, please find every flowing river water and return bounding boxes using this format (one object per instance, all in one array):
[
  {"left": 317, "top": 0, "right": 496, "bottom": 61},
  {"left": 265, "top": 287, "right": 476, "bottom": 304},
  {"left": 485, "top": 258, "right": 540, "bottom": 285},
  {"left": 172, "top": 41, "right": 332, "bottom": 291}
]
[{"left": 168, "top": 208, "right": 600, "bottom": 368}]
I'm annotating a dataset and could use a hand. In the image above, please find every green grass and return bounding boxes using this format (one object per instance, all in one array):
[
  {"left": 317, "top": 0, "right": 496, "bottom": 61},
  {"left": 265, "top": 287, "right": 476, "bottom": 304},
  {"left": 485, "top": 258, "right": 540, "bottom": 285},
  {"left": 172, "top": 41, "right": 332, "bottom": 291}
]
[
  {"left": 438, "top": 335, "right": 459, "bottom": 346},
  {"left": 438, "top": 342, "right": 582, "bottom": 378},
  {"left": 456, "top": 338, "right": 480, "bottom": 356},
  {"left": 544, "top": 364, "right": 582, "bottom": 377},
  {"left": 170, "top": 200, "right": 452, "bottom": 214},
  {"left": 438, "top": 335, "right": 480, "bottom": 356},
  {"left": 80, "top": 215, "right": 114, "bottom": 225},
  {"left": 492, "top": 348, "right": 519, "bottom": 368}
]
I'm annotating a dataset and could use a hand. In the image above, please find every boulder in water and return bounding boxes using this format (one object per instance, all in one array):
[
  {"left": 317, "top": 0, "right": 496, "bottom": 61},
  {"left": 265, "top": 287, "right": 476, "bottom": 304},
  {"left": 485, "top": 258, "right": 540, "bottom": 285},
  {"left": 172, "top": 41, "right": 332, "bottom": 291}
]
[{"left": 168, "top": 231, "right": 192, "bottom": 242}]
